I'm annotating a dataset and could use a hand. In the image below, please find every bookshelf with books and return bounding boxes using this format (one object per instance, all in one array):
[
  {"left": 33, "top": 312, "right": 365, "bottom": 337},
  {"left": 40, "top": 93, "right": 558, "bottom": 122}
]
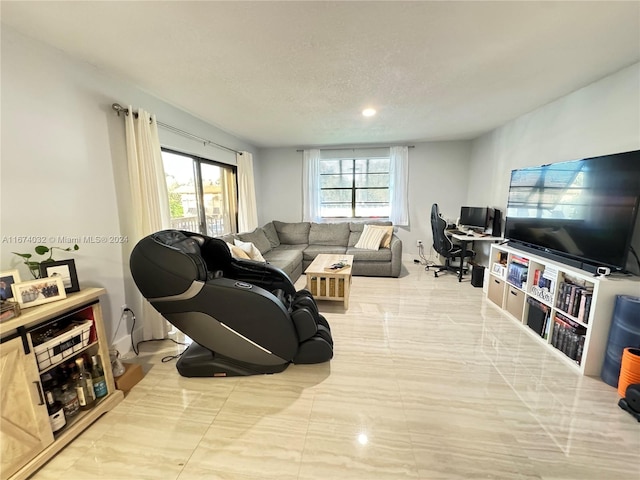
[{"left": 486, "top": 243, "right": 640, "bottom": 376}]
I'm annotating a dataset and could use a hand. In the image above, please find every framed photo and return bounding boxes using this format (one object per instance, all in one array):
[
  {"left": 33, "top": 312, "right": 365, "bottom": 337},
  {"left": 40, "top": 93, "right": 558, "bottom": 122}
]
[
  {"left": 0, "top": 269, "right": 21, "bottom": 301},
  {"left": 11, "top": 277, "right": 66, "bottom": 309},
  {"left": 39, "top": 259, "right": 79, "bottom": 294}
]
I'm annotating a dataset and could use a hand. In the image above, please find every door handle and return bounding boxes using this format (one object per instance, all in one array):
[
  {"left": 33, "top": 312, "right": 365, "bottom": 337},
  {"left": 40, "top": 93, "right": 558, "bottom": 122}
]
[{"left": 33, "top": 381, "right": 45, "bottom": 406}]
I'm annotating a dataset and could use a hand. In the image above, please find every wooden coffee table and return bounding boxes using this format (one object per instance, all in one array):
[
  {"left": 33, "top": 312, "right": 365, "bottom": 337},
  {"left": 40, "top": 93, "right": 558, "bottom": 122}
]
[{"left": 305, "top": 254, "right": 354, "bottom": 309}]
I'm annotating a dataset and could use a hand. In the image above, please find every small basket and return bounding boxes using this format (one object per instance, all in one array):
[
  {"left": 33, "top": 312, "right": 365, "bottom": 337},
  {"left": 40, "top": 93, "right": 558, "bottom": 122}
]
[{"left": 34, "top": 320, "right": 92, "bottom": 370}]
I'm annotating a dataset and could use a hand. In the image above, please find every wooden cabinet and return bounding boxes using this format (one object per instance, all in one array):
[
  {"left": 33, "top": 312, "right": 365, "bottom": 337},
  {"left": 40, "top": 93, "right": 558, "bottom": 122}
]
[
  {"left": 0, "top": 288, "right": 124, "bottom": 480},
  {"left": 0, "top": 337, "right": 53, "bottom": 479},
  {"left": 486, "top": 244, "right": 640, "bottom": 376}
]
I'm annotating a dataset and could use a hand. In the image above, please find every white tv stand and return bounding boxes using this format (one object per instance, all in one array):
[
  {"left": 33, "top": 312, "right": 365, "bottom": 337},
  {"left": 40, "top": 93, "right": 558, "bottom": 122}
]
[{"left": 485, "top": 243, "right": 639, "bottom": 376}]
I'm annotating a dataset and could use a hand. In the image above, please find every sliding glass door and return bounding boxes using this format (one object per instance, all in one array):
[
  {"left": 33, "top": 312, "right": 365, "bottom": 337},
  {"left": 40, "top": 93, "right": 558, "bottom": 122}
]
[{"left": 161, "top": 149, "right": 238, "bottom": 236}]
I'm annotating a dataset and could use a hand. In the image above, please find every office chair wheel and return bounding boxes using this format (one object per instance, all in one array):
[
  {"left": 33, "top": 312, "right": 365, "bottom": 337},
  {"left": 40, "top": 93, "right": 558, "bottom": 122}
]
[{"left": 434, "top": 272, "right": 439, "bottom": 278}]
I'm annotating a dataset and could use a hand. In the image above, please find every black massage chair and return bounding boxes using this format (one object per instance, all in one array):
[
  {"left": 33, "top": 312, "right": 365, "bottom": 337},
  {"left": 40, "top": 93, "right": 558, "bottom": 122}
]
[{"left": 129, "top": 230, "right": 333, "bottom": 377}]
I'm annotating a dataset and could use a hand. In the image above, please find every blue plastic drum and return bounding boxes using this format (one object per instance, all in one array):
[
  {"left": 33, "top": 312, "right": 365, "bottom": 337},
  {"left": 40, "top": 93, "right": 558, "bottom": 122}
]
[{"left": 601, "top": 295, "right": 640, "bottom": 387}]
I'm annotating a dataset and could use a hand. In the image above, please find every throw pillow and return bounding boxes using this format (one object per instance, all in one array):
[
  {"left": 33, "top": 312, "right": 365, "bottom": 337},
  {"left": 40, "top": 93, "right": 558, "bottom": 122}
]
[
  {"left": 234, "top": 239, "right": 266, "bottom": 262},
  {"left": 226, "top": 242, "right": 250, "bottom": 260},
  {"left": 369, "top": 225, "right": 393, "bottom": 248},
  {"left": 354, "top": 224, "right": 386, "bottom": 250}
]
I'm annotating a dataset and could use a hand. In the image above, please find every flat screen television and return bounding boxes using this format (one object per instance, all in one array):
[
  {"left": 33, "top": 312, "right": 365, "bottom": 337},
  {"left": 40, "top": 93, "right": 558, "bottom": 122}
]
[
  {"left": 504, "top": 149, "right": 640, "bottom": 274},
  {"left": 459, "top": 206, "right": 489, "bottom": 230}
]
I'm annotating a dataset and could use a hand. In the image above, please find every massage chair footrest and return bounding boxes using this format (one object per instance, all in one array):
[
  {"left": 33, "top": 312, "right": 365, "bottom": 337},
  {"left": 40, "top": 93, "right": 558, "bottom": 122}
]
[
  {"left": 177, "top": 342, "right": 289, "bottom": 377},
  {"left": 292, "top": 335, "right": 333, "bottom": 364}
]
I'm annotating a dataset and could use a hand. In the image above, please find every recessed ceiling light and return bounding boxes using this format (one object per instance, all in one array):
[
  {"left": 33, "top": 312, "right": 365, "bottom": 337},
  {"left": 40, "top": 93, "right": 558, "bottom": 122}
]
[{"left": 362, "top": 108, "right": 376, "bottom": 117}]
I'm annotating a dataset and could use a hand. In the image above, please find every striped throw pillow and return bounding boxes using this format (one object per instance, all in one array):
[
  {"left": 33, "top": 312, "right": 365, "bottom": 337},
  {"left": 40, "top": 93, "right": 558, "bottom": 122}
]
[
  {"left": 369, "top": 225, "right": 393, "bottom": 248},
  {"left": 354, "top": 224, "right": 386, "bottom": 250}
]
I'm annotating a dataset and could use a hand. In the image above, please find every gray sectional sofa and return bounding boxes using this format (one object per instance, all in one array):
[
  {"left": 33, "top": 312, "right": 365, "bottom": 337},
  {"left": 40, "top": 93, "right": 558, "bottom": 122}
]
[{"left": 219, "top": 221, "right": 402, "bottom": 282}]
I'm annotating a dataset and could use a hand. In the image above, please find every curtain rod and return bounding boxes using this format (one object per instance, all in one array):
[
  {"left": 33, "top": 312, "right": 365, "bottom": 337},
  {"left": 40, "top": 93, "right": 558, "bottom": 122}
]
[
  {"left": 296, "top": 145, "right": 415, "bottom": 152},
  {"left": 112, "top": 103, "right": 242, "bottom": 155}
]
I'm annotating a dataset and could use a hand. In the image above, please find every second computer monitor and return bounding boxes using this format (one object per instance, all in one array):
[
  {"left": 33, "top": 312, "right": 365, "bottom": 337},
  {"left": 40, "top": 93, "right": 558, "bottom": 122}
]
[{"left": 459, "top": 206, "right": 489, "bottom": 230}]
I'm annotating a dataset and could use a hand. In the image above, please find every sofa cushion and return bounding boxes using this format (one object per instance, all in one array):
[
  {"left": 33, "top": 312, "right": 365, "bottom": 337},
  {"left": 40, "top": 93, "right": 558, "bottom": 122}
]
[
  {"left": 354, "top": 224, "right": 386, "bottom": 250},
  {"left": 273, "top": 221, "right": 310, "bottom": 245},
  {"left": 303, "top": 245, "right": 348, "bottom": 261},
  {"left": 262, "top": 222, "right": 280, "bottom": 248},
  {"left": 238, "top": 227, "right": 272, "bottom": 254},
  {"left": 309, "top": 222, "right": 350, "bottom": 246},
  {"left": 219, "top": 233, "right": 238, "bottom": 245},
  {"left": 348, "top": 221, "right": 393, "bottom": 246},
  {"left": 263, "top": 248, "right": 303, "bottom": 277},
  {"left": 346, "top": 246, "right": 392, "bottom": 261}
]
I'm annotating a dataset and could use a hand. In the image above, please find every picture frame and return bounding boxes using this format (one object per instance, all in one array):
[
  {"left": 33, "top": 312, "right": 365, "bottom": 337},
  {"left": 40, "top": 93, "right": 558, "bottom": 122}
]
[
  {"left": 11, "top": 276, "right": 67, "bottom": 309},
  {"left": 39, "top": 259, "right": 80, "bottom": 294},
  {"left": 0, "top": 269, "right": 22, "bottom": 301}
]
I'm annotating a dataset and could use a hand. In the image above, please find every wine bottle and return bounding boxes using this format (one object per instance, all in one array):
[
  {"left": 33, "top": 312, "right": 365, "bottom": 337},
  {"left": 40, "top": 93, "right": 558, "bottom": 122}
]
[
  {"left": 75, "top": 357, "right": 96, "bottom": 410},
  {"left": 45, "top": 390, "right": 66, "bottom": 433},
  {"left": 91, "top": 354, "right": 108, "bottom": 399},
  {"left": 60, "top": 382, "right": 80, "bottom": 418}
]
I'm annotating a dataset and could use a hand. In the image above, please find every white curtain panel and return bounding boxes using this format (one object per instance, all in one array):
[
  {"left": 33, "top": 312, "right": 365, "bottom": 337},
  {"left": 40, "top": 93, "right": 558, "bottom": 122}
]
[
  {"left": 125, "top": 107, "right": 171, "bottom": 340},
  {"left": 302, "top": 148, "right": 321, "bottom": 222},
  {"left": 389, "top": 146, "right": 409, "bottom": 226},
  {"left": 237, "top": 151, "right": 258, "bottom": 232}
]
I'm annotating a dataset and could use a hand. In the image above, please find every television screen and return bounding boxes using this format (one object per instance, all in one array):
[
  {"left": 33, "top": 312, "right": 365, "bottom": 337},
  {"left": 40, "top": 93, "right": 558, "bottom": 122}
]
[
  {"left": 504, "top": 150, "right": 640, "bottom": 272},
  {"left": 460, "top": 206, "right": 488, "bottom": 229}
]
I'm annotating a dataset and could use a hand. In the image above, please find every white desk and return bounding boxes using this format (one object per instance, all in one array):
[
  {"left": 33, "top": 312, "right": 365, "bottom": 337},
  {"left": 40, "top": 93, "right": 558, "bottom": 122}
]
[{"left": 448, "top": 232, "right": 504, "bottom": 282}]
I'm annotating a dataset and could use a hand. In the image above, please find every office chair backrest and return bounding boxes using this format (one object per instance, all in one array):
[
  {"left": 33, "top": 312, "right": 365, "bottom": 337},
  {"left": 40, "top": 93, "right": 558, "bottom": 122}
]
[{"left": 431, "top": 203, "right": 454, "bottom": 257}]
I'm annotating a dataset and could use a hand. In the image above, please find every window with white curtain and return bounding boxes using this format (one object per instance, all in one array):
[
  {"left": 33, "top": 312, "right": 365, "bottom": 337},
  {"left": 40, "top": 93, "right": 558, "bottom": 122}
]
[
  {"left": 319, "top": 156, "right": 391, "bottom": 218},
  {"left": 161, "top": 148, "right": 238, "bottom": 236},
  {"left": 304, "top": 146, "right": 408, "bottom": 225}
]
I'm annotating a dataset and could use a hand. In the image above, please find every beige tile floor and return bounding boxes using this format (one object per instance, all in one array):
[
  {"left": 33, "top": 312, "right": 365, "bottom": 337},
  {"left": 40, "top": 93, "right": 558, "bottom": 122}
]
[{"left": 32, "top": 261, "right": 639, "bottom": 479}]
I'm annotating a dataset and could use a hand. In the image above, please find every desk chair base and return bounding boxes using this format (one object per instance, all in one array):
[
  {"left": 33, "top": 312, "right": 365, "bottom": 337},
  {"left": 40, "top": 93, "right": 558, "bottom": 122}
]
[{"left": 426, "top": 260, "right": 468, "bottom": 278}]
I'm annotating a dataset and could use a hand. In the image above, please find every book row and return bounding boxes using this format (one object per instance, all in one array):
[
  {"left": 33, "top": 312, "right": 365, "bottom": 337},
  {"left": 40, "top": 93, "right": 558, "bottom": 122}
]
[
  {"left": 551, "top": 313, "right": 587, "bottom": 365},
  {"left": 556, "top": 280, "right": 593, "bottom": 324}
]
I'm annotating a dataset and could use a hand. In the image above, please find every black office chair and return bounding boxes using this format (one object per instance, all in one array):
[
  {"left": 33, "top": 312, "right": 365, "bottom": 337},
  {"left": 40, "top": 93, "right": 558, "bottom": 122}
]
[
  {"left": 429, "top": 203, "right": 475, "bottom": 278},
  {"left": 130, "top": 230, "right": 333, "bottom": 377}
]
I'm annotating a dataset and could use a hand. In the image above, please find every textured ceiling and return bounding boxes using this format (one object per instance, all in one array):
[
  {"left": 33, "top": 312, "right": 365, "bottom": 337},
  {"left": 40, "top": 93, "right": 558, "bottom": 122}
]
[{"left": 2, "top": 1, "right": 639, "bottom": 148}]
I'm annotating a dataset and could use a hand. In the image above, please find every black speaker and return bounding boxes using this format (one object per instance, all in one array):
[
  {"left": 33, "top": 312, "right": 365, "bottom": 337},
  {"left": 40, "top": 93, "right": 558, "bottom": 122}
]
[
  {"left": 471, "top": 264, "right": 485, "bottom": 287},
  {"left": 491, "top": 209, "right": 502, "bottom": 236}
]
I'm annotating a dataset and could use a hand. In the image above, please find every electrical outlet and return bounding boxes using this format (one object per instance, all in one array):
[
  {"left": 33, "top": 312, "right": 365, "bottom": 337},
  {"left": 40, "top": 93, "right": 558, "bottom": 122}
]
[
  {"left": 416, "top": 240, "right": 422, "bottom": 247},
  {"left": 121, "top": 304, "right": 128, "bottom": 313}
]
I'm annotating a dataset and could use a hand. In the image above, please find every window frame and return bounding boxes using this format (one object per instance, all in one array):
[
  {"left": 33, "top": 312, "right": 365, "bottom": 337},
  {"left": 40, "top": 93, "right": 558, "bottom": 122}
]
[
  {"left": 319, "top": 156, "right": 391, "bottom": 219},
  {"left": 161, "top": 147, "right": 238, "bottom": 236}
]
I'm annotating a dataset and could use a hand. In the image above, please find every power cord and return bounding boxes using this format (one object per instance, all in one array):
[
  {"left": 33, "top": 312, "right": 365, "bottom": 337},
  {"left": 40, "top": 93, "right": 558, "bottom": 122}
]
[
  {"left": 417, "top": 242, "right": 438, "bottom": 268},
  {"left": 124, "top": 307, "right": 188, "bottom": 363}
]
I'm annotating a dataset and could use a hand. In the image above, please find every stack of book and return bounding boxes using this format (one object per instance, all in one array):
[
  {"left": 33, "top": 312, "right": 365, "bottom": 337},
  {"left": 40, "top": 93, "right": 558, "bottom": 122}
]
[
  {"left": 506, "top": 255, "right": 529, "bottom": 288},
  {"left": 526, "top": 297, "right": 552, "bottom": 338},
  {"left": 551, "top": 312, "right": 587, "bottom": 365},
  {"left": 556, "top": 277, "right": 593, "bottom": 324}
]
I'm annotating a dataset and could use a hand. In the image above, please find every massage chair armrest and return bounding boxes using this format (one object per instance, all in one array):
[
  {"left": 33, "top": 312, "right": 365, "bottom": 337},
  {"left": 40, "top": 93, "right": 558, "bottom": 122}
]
[{"left": 229, "top": 259, "right": 297, "bottom": 296}]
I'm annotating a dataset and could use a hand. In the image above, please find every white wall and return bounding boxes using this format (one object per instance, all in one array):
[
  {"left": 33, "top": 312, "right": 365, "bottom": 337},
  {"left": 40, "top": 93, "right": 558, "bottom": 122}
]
[
  {"left": 254, "top": 148, "right": 304, "bottom": 223},
  {"left": 0, "top": 27, "right": 257, "bottom": 353},
  {"left": 467, "top": 63, "right": 640, "bottom": 267},
  {"left": 256, "top": 141, "right": 472, "bottom": 258}
]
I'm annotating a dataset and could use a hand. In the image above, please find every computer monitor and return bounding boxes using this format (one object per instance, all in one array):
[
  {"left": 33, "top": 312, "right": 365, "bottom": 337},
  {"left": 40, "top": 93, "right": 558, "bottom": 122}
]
[{"left": 459, "top": 206, "right": 489, "bottom": 230}]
